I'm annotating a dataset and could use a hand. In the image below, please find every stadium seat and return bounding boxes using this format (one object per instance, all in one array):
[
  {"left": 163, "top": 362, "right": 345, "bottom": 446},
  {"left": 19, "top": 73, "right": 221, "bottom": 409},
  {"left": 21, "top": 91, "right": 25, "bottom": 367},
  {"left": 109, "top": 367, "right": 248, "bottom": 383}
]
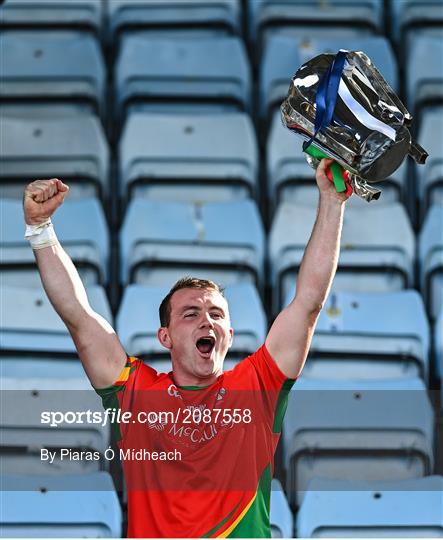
[
  {"left": 294, "top": 290, "right": 430, "bottom": 382},
  {"left": 435, "top": 307, "right": 443, "bottom": 408},
  {"left": 296, "top": 476, "right": 443, "bottom": 537},
  {"left": 115, "top": 35, "right": 251, "bottom": 122},
  {"left": 119, "top": 112, "right": 258, "bottom": 205},
  {"left": 117, "top": 283, "right": 267, "bottom": 362},
  {"left": 0, "top": 113, "right": 109, "bottom": 201},
  {"left": 1, "top": 199, "right": 109, "bottom": 287},
  {"left": 267, "top": 110, "right": 406, "bottom": 209},
  {"left": 283, "top": 378, "right": 435, "bottom": 507},
  {"left": 419, "top": 205, "right": 443, "bottom": 321},
  {"left": 406, "top": 34, "right": 443, "bottom": 120},
  {"left": 270, "top": 202, "right": 415, "bottom": 313},
  {"left": 260, "top": 34, "right": 397, "bottom": 120},
  {"left": 0, "top": 30, "right": 106, "bottom": 117},
  {"left": 0, "top": 0, "right": 104, "bottom": 36},
  {"left": 120, "top": 199, "right": 265, "bottom": 289},
  {"left": 389, "top": 0, "right": 443, "bottom": 48},
  {"left": 248, "top": 0, "right": 383, "bottom": 48},
  {"left": 0, "top": 473, "right": 122, "bottom": 537},
  {"left": 270, "top": 479, "right": 294, "bottom": 538},
  {"left": 108, "top": 0, "right": 241, "bottom": 42},
  {"left": 415, "top": 108, "right": 443, "bottom": 219}
]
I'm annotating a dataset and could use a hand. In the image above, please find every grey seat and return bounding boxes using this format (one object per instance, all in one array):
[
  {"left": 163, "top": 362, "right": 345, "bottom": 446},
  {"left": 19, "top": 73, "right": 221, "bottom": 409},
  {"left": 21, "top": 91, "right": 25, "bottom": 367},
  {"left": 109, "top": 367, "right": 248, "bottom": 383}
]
[
  {"left": 283, "top": 378, "right": 435, "bottom": 507},
  {"left": 415, "top": 108, "right": 443, "bottom": 219},
  {"left": 260, "top": 34, "right": 397, "bottom": 120},
  {"left": 117, "top": 283, "right": 267, "bottom": 361},
  {"left": 419, "top": 204, "right": 443, "bottom": 320},
  {"left": 0, "top": 30, "right": 105, "bottom": 117},
  {"left": 0, "top": 0, "right": 104, "bottom": 36},
  {"left": 248, "top": 0, "right": 383, "bottom": 48},
  {"left": 0, "top": 473, "right": 122, "bottom": 537},
  {"left": 0, "top": 113, "right": 109, "bottom": 201},
  {"left": 120, "top": 199, "right": 265, "bottom": 289},
  {"left": 119, "top": 112, "right": 258, "bottom": 205},
  {"left": 270, "top": 202, "right": 415, "bottom": 313},
  {"left": 108, "top": 0, "right": 241, "bottom": 41},
  {"left": 267, "top": 110, "right": 406, "bottom": 209},
  {"left": 1, "top": 198, "right": 109, "bottom": 286},
  {"left": 115, "top": 35, "right": 250, "bottom": 121},
  {"left": 296, "top": 476, "right": 443, "bottom": 538},
  {"left": 299, "top": 290, "right": 430, "bottom": 383},
  {"left": 270, "top": 479, "right": 293, "bottom": 538}
]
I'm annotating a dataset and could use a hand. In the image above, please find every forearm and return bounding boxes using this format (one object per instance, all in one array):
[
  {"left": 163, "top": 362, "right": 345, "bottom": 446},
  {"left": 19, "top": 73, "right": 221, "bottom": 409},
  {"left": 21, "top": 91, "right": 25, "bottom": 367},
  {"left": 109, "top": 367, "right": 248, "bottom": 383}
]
[
  {"left": 295, "top": 196, "right": 345, "bottom": 310},
  {"left": 33, "top": 242, "right": 91, "bottom": 329}
]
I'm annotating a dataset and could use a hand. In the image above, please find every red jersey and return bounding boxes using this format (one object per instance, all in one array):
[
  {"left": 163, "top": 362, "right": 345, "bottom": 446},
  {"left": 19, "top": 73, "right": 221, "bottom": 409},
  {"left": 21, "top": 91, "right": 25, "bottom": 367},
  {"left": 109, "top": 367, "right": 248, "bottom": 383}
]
[{"left": 96, "top": 345, "right": 295, "bottom": 538}]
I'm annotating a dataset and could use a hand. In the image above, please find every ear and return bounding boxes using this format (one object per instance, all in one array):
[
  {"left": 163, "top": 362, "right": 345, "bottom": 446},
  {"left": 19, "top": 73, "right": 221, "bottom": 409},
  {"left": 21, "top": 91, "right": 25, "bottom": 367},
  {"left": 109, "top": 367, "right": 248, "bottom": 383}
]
[
  {"left": 157, "top": 327, "right": 172, "bottom": 350},
  {"left": 228, "top": 327, "right": 234, "bottom": 348}
]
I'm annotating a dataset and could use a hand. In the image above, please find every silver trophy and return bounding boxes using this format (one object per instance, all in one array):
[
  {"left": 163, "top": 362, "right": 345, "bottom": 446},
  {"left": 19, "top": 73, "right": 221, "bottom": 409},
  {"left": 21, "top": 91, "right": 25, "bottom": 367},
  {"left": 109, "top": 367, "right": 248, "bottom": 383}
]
[{"left": 281, "top": 49, "right": 428, "bottom": 201}]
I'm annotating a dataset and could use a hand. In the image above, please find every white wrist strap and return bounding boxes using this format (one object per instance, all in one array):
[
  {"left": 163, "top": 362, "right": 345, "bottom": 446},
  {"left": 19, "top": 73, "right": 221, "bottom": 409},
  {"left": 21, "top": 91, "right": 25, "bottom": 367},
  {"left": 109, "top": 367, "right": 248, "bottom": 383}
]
[{"left": 25, "top": 218, "right": 59, "bottom": 250}]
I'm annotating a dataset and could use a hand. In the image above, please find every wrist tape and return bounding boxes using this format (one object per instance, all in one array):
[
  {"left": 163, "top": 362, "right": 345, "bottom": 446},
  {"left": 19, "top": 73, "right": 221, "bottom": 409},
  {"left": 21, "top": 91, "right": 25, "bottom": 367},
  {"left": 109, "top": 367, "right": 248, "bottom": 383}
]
[{"left": 24, "top": 218, "right": 59, "bottom": 250}]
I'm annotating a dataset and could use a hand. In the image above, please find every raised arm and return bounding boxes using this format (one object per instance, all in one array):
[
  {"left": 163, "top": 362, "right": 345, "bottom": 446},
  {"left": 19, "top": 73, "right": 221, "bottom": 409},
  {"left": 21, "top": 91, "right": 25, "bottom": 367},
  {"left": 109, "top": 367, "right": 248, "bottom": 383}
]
[
  {"left": 23, "top": 178, "right": 126, "bottom": 388},
  {"left": 265, "top": 159, "right": 350, "bottom": 379}
]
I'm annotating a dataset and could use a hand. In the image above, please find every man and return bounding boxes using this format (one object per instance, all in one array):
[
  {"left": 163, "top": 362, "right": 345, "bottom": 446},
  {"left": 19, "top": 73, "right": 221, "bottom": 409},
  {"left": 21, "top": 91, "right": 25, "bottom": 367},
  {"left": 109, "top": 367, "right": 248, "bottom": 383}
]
[{"left": 23, "top": 159, "right": 349, "bottom": 537}]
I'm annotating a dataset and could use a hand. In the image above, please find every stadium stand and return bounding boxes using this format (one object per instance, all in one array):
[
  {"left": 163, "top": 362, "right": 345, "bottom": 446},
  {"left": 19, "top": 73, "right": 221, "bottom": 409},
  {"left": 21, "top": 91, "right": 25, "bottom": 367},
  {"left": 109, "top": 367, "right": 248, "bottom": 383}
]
[
  {"left": 1, "top": 473, "right": 122, "bottom": 537},
  {"left": 298, "top": 290, "right": 430, "bottom": 383},
  {"left": 0, "top": 113, "right": 109, "bottom": 201},
  {"left": 1, "top": 199, "right": 109, "bottom": 287},
  {"left": 120, "top": 198, "right": 265, "bottom": 289},
  {"left": 0, "top": 0, "right": 104, "bottom": 36},
  {"left": 419, "top": 204, "right": 443, "bottom": 321},
  {"left": 0, "top": 30, "right": 106, "bottom": 118},
  {"left": 115, "top": 35, "right": 251, "bottom": 122},
  {"left": 283, "top": 378, "right": 435, "bottom": 508},
  {"left": 270, "top": 202, "right": 415, "bottom": 313},
  {"left": 108, "top": 0, "right": 241, "bottom": 42},
  {"left": 119, "top": 112, "right": 258, "bottom": 206},
  {"left": 267, "top": 109, "right": 407, "bottom": 209},
  {"left": 296, "top": 476, "right": 443, "bottom": 537},
  {"left": 260, "top": 34, "right": 397, "bottom": 121},
  {"left": 270, "top": 479, "right": 294, "bottom": 538},
  {"left": 389, "top": 0, "right": 443, "bottom": 49},
  {"left": 415, "top": 108, "right": 443, "bottom": 220}
]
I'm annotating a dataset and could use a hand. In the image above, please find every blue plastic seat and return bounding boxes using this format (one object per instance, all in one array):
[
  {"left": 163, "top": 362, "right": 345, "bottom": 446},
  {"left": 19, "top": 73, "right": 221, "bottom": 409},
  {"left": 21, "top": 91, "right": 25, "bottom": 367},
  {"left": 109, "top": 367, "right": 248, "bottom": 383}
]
[
  {"left": 270, "top": 479, "right": 293, "bottom": 538},
  {"left": 248, "top": 0, "right": 383, "bottom": 46},
  {"left": 291, "top": 290, "right": 430, "bottom": 383},
  {"left": 0, "top": 112, "right": 109, "bottom": 201},
  {"left": 389, "top": 0, "right": 443, "bottom": 46},
  {"left": 270, "top": 202, "right": 415, "bottom": 313},
  {"left": 120, "top": 199, "right": 265, "bottom": 289},
  {"left": 117, "top": 283, "right": 267, "bottom": 361},
  {"left": 1, "top": 473, "right": 122, "bottom": 537},
  {"left": 297, "top": 476, "right": 443, "bottom": 537},
  {"left": 115, "top": 35, "right": 251, "bottom": 121},
  {"left": 1, "top": 199, "right": 109, "bottom": 287},
  {"left": 406, "top": 34, "right": 443, "bottom": 119},
  {"left": 0, "top": 30, "right": 106, "bottom": 117},
  {"left": 419, "top": 204, "right": 443, "bottom": 320},
  {"left": 108, "top": 0, "right": 241, "bottom": 42},
  {"left": 415, "top": 108, "right": 443, "bottom": 219},
  {"left": 435, "top": 307, "right": 443, "bottom": 408},
  {"left": 267, "top": 110, "right": 406, "bottom": 209},
  {"left": 283, "top": 378, "right": 435, "bottom": 508},
  {"left": 0, "top": 0, "right": 104, "bottom": 36},
  {"left": 260, "top": 34, "right": 397, "bottom": 120},
  {"left": 119, "top": 112, "right": 258, "bottom": 205}
]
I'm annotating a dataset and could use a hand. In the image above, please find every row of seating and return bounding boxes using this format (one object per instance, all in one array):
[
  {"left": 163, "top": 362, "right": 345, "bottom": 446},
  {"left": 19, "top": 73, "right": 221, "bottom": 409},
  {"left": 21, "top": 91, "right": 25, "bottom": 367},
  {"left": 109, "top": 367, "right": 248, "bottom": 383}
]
[{"left": 1, "top": 29, "right": 441, "bottom": 126}]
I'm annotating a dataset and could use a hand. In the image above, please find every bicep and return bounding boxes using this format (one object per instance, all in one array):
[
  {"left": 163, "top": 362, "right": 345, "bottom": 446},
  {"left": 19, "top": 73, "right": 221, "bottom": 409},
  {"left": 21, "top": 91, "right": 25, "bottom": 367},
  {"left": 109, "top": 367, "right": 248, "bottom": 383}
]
[
  {"left": 265, "top": 299, "right": 321, "bottom": 379},
  {"left": 67, "top": 310, "right": 127, "bottom": 389}
]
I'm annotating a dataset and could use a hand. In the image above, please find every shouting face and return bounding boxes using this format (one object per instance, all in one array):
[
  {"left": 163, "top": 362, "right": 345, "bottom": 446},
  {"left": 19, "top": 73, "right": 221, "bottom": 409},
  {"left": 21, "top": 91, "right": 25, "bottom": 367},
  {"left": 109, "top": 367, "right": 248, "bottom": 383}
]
[{"left": 157, "top": 288, "right": 233, "bottom": 386}]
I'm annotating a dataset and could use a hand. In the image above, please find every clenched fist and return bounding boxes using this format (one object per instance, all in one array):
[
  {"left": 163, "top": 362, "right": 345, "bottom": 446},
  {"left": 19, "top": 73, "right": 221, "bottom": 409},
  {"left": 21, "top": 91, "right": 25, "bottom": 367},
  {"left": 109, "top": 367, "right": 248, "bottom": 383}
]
[{"left": 23, "top": 178, "right": 69, "bottom": 225}]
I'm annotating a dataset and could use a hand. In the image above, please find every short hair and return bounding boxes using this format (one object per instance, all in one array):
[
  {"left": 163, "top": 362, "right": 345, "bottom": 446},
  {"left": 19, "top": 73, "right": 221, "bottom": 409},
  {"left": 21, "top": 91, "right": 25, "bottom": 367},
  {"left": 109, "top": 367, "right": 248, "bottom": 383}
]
[{"left": 159, "top": 277, "right": 224, "bottom": 327}]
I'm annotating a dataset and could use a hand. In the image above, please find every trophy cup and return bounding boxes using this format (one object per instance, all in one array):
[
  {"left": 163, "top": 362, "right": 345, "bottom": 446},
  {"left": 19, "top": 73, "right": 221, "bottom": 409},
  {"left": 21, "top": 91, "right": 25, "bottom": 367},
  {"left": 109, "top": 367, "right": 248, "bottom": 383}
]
[{"left": 280, "top": 49, "right": 428, "bottom": 201}]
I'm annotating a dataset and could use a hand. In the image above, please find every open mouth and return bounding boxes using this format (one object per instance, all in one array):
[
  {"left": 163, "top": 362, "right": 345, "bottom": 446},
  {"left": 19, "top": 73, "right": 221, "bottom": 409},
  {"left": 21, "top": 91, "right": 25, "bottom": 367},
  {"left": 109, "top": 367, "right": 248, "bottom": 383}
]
[{"left": 195, "top": 336, "right": 216, "bottom": 356}]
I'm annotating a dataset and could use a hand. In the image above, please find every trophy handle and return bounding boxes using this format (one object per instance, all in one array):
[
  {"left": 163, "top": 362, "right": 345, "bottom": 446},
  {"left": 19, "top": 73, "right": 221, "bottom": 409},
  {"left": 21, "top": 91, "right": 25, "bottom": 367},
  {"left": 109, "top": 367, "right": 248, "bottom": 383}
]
[{"left": 304, "top": 144, "right": 353, "bottom": 196}]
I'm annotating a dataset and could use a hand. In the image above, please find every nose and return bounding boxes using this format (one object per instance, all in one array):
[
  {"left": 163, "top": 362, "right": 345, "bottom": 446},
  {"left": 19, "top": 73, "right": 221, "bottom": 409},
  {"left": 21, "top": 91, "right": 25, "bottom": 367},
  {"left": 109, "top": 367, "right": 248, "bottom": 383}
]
[{"left": 199, "top": 312, "right": 214, "bottom": 328}]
